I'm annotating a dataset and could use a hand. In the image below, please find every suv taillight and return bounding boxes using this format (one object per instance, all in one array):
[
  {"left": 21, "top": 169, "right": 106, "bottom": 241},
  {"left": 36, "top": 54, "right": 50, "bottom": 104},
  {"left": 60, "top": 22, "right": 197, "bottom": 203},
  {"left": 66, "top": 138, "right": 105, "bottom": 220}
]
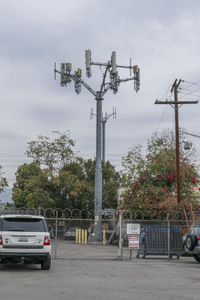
[
  {"left": 43, "top": 235, "right": 51, "bottom": 246},
  {"left": 0, "top": 235, "right": 3, "bottom": 246}
]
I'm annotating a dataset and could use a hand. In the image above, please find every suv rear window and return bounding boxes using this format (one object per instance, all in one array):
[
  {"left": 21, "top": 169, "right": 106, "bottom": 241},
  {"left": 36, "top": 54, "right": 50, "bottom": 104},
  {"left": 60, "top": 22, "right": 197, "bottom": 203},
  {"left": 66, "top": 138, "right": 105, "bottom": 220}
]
[{"left": 1, "top": 218, "right": 45, "bottom": 232}]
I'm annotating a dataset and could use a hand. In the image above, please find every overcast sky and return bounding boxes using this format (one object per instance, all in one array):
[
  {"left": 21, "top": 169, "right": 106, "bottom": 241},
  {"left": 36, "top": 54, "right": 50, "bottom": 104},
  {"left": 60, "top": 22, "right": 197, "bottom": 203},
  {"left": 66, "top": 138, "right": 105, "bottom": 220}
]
[{"left": 1, "top": 0, "right": 200, "bottom": 186}]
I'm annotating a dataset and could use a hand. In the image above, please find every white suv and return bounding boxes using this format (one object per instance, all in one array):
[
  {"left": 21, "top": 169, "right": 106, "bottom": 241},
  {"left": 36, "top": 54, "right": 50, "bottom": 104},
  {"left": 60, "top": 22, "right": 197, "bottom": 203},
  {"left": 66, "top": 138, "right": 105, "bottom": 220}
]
[{"left": 0, "top": 214, "right": 51, "bottom": 270}]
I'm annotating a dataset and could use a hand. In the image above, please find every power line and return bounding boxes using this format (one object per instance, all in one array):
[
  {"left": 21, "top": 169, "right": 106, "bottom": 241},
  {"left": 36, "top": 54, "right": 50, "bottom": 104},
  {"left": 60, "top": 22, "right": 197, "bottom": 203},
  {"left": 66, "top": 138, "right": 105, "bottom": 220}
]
[
  {"left": 178, "top": 80, "right": 200, "bottom": 101},
  {"left": 155, "top": 105, "right": 169, "bottom": 134},
  {"left": 154, "top": 85, "right": 174, "bottom": 134},
  {"left": 182, "top": 79, "right": 200, "bottom": 89}
]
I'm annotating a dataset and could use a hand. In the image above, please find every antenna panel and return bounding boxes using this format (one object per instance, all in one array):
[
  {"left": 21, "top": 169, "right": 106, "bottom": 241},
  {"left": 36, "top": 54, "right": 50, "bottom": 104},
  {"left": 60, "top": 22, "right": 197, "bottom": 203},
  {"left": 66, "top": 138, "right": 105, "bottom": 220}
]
[
  {"left": 111, "top": 51, "right": 117, "bottom": 74},
  {"left": 85, "top": 49, "right": 92, "bottom": 77}
]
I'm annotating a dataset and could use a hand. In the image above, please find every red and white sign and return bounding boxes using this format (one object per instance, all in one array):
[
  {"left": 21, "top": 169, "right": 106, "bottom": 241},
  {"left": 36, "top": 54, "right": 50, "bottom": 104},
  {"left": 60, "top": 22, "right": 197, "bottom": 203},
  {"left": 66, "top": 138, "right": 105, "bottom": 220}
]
[{"left": 128, "top": 234, "right": 140, "bottom": 250}]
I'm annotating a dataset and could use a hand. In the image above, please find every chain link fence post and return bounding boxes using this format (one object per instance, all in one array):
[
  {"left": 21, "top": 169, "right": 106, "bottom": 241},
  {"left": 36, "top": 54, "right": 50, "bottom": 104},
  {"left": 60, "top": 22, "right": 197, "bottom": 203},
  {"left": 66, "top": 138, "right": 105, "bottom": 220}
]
[
  {"left": 54, "top": 210, "right": 58, "bottom": 259},
  {"left": 118, "top": 210, "right": 123, "bottom": 260},
  {"left": 167, "top": 213, "right": 171, "bottom": 260}
]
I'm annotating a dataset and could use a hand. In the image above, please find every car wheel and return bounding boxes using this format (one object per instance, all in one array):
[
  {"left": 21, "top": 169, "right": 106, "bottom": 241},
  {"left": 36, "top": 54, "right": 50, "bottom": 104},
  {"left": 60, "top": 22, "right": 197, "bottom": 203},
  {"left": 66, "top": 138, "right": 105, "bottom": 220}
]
[
  {"left": 41, "top": 256, "right": 51, "bottom": 270},
  {"left": 182, "top": 241, "right": 187, "bottom": 252},
  {"left": 193, "top": 255, "right": 200, "bottom": 263},
  {"left": 186, "top": 234, "right": 197, "bottom": 251}
]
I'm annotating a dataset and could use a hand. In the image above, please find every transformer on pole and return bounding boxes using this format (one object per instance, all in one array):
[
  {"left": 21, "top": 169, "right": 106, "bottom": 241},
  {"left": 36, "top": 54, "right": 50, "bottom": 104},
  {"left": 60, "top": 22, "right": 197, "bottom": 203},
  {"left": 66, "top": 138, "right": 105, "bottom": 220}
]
[{"left": 54, "top": 50, "right": 140, "bottom": 240}]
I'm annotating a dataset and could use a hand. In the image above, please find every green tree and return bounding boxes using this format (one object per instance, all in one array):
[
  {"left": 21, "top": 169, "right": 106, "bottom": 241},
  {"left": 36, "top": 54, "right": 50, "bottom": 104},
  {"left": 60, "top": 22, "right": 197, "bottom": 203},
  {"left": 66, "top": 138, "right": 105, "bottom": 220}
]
[
  {"left": 102, "top": 161, "right": 120, "bottom": 208},
  {"left": 0, "top": 166, "right": 8, "bottom": 192},
  {"left": 13, "top": 135, "right": 119, "bottom": 210},
  {"left": 51, "top": 159, "right": 119, "bottom": 210},
  {"left": 12, "top": 162, "right": 54, "bottom": 208},
  {"left": 26, "top": 134, "right": 75, "bottom": 174},
  {"left": 121, "top": 130, "right": 199, "bottom": 211}
]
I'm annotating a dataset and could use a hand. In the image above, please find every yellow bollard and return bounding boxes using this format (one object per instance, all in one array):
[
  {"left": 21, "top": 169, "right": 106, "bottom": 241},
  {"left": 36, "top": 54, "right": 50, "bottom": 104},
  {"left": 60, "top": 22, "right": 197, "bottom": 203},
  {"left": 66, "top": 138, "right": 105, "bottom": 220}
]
[
  {"left": 76, "top": 228, "right": 79, "bottom": 243},
  {"left": 78, "top": 229, "right": 81, "bottom": 244},
  {"left": 81, "top": 229, "right": 84, "bottom": 244},
  {"left": 84, "top": 230, "right": 88, "bottom": 244},
  {"left": 102, "top": 229, "right": 106, "bottom": 245}
]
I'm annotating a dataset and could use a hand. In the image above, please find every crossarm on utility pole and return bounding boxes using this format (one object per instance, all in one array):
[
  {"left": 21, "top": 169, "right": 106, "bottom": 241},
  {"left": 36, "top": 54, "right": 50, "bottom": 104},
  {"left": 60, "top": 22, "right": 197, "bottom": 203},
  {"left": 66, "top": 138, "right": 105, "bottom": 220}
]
[{"left": 155, "top": 100, "right": 198, "bottom": 105}]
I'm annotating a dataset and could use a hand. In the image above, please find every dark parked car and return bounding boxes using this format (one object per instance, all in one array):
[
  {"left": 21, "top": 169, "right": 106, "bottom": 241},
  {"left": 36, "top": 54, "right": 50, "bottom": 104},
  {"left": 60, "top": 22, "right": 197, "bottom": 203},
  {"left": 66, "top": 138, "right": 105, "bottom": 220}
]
[
  {"left": 64, "top": 228, "right": 76, "bottom": 240},
  {"left": 182, "top": 226, "right": 200, "bottom": 262}
]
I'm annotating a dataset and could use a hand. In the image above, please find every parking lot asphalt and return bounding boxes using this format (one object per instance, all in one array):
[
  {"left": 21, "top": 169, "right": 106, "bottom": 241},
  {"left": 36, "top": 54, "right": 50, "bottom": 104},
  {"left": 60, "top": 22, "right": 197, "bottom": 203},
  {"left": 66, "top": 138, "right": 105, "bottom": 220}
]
[{"left": 0, "top": 241, "right": 200, "bottom": 300}]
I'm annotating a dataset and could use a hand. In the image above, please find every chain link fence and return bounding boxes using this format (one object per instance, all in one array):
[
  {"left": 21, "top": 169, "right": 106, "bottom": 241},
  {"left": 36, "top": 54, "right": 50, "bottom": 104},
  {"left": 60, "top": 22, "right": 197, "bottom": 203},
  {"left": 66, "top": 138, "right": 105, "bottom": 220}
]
[{"left": 0, "top": 207, "right": 199, "bottom": 260}]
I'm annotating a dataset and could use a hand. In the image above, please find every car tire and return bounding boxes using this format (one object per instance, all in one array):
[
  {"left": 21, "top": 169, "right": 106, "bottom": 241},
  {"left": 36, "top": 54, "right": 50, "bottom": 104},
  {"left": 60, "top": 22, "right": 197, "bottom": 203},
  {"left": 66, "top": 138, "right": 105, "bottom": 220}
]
[
  {"left": 186, "top": 234, "right": 197, "bottom": 251},
  {"left": 194, "top": 255, "right": 200, "bottom": 263},
  {"left": 41, "top": 256, "right": 51, "bottom": 270}
]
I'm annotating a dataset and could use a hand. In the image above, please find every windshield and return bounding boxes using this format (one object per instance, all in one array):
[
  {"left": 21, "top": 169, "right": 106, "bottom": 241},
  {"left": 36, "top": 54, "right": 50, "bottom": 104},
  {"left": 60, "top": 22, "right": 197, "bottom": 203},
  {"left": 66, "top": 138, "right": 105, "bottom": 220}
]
[{"left": 2, "top": 218, "right": 45, "bottom": 232}]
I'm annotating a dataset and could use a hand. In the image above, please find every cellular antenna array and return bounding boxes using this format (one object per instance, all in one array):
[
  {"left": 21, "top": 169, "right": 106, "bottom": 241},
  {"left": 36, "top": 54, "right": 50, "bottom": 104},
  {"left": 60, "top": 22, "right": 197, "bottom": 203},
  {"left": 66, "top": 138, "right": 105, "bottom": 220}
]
[{"left": 54, "top": 50, "right": 140, "bottom": 240}]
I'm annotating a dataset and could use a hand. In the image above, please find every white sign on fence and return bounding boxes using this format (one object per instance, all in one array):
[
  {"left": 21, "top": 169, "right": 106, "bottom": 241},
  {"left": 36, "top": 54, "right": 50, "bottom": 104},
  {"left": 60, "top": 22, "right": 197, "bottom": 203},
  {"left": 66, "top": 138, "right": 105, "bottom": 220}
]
[
  {"left": 128, "top": 234, "right": 140, "bottom": 249},
  {"left": 127, "top": 223, "right": 140, "bottom": 235}
]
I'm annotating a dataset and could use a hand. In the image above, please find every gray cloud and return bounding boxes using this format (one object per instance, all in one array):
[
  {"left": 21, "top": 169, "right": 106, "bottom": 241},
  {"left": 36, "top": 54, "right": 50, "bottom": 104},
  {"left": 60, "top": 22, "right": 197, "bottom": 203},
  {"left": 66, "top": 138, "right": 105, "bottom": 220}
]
[{"left": 0, "top": 0, "right": 200, "bottom": 185}]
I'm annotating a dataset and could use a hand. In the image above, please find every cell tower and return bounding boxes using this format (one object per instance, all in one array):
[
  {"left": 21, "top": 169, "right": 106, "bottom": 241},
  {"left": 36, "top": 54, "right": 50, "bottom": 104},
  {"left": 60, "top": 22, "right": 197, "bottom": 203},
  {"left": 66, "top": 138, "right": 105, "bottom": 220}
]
[{"left": 54, "top": 50, "right": 140, "bottom": 240}]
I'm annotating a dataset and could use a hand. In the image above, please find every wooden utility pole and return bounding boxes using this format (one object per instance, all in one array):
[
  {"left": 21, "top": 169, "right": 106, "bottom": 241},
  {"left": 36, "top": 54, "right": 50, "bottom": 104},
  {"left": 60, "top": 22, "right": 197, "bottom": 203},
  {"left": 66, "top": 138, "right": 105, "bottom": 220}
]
[
  {"left": 172, "top": 79, "right": 181, "bottom": 203},
  {"left": 155, "top": 79, "right": 198, "bottom": 203}
]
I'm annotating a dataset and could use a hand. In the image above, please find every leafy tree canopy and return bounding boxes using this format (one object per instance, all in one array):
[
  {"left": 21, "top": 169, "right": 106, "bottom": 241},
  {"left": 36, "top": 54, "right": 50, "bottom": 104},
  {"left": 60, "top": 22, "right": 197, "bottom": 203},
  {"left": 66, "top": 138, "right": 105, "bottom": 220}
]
[
  {"left": 12, "top": 162, "right": 54, "bottom": 208},
  {"left": 0, "top": 166, "right": 8, "bottom": 193},
  {"left": 13, "top": 135, "right": 119, "bottom": 210},
  {"left": 26, "top": 134, "right": 75, "bottom": 174},
  {"left": 120, "top": 130, "right": 199, "bottom": 211}
]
